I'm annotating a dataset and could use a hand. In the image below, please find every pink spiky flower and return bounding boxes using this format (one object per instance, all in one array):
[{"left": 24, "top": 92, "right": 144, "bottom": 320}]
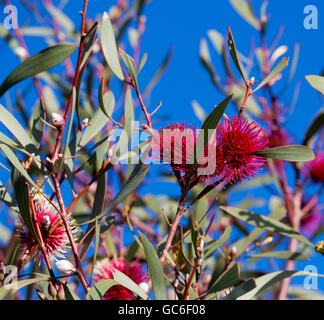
[
  {"left": 216, "top": 115, "right": 268, "bottom": 182},
  {"left": 93, "top": 257, "right": 148, "bottom": 300},
  {"left": 17, "top": 192, "right": 76, "bottom": 262},
  {"left": 150, "top": 123, "right": 230, "bottom": 186}
]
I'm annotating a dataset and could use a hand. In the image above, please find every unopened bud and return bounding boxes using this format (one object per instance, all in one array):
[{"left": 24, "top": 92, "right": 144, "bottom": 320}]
[
  {"left": 14, "top": 46, "right": 28, "bottom": 60},
  {"left": 36, "top": 289, "right": 47, "bottom": 300},
  {"left": 139, "top": 282, "right": 149, "bottom": 292},
  {"left": 48, "top": 282, "right": 57, "bottom": 298},
  {"left": 57, "top": 284, "right": 65, "bottom": 300},
  {"left": 230, "top": 246, "right": 237, "bottom": 258},
  {"left": 55, "top": 260, "right": 75, "bottom": 275},
  {"left": 82, "top": 118, "right": 89, "bottom": 127},
  {"left": 50, "top": 113, "right": 64, "bottom": 127}
]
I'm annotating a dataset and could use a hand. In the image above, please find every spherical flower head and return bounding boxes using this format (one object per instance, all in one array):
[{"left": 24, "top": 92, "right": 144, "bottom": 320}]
[
  {"left": 17, "top": 196, "right": 76, "bottom": 262},
  {"left": 217, "top": 115, "right": 268, "bottom": 182},
  {"left": 150, "top": 123, "right": 196, "bottom": 175},
  {"left": 310, "top": 153, "right": 324, "bottom": 183},
  {"left": 93, "top": 257, "right": 147, "bottom": 300}
]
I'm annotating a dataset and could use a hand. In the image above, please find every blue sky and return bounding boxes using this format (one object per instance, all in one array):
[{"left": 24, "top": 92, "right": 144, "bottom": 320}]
[{"left": 0, "top": 0, "right": 324, "bottom": 297}]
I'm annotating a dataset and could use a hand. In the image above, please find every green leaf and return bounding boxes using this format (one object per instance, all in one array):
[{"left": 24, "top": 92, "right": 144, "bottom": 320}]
[
  {"left": 139, "top": 233, "right": 167, "bottom": 300},
  {"left": 303, "top": 108, "right": 324, "bottom": 146},
  {"left": 31, "top": 100, "right": 45, "bottom": 148},
  {"left": 205, "top": 226, "right": 231, "bottom": 259},
  {"left": 207, "top": 263, "right": 240, "bottom": 294},
  {"left": 100, "top": 12, "right": 125, "bottom": 81},
  {"left": 112, "top": 268, "right": 148, "bottom": 300},
  {"left": 306, "top": 75, "right": 324, "bottom": 95},
  {"left": 230, "top": 207, "right": 286, "bottom": 257},
  {"left": 87, "top": 279, "right": 117, "bottom": 300},
  {"left": 0, "top": 104, "right": 38, "bottom": 155},
  {"left": 47, "top": 4, "right": 74, "bottom": 34},
  {"left": 193, "top": 95, "right": 233, "bottom": 167},
  {"left": 63, "top": 284, "right": 81, "bottom": 300},
  {"left": 255, "top": 145, "right": 315, "bottom": 162},
  {"left": 98, "top": 80, "right": 116, "bottom": 122},
  {"left": 221, "top": 206, "right": 314, "bottom": 248},
  {"left": 0, "top": 44, "right": 77, "bottom": 97},
  {"left": 191, "top": 100, "right": 207, "bottom": 122},
  {"left": 252, "top": 57, "right": 289, "bottom": 93},
  {"left": 138, "top": 53, "right": 148, "bottom": 74},
  {"left": 207, "top": 29, "right": 224, "bottom": 55},
  {"left": 0, "top": 144, "right": 38, "bottom": 189},
  {"left": 227, "top": 27, "right": 246, "bottom": 82},
  {"left": 229, "top": 0, "right": 261, "bottom": 30},
  {"left": 222, "top": 279, "right": 257, "bottom": 300},
  {"left": 119, "top": 48, "right": 139, "bottom": 89},
  {"left": 11, "top": 169, "right": 41, "bottom": 247},
  {"left": 0, "top": 274, "right": 49, "bottom": 299},
  {"left": 237, "top": 270, "right": 324, "bottom": 300},
  {"left": 250, "top": 250, "right": 309, "bottom": 261}
]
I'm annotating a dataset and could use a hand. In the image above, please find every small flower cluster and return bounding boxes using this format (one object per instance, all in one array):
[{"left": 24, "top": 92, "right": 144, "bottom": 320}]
[
  {"left": 150, "top": 115, "right": 268, "bottom": 186},
  {"left": 17, "top": 191, "right": 77, "bottom": 263}
]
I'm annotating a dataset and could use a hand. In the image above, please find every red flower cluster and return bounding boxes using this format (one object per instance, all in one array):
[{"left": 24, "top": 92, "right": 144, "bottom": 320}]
[
  {"left": 17, "top": 194, "right": 75, "bottom": 262},
  {"left": 150, "top": 115, "right": 268, "bottom": 186},
  {"left": 93, "top": 257, "right": 148, "bottom": 300}
]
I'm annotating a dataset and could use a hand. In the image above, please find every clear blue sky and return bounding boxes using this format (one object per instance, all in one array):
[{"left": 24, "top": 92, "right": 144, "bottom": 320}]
[{"left": 1, "top": 0, "right": 324, "bottom": 297}]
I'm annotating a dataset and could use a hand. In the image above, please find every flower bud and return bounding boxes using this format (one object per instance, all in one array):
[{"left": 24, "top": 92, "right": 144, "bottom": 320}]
[
  {"left": 50, "top": 113, "right": 64, "bottom": 128},
  {"left": 139, "top": 282, "right": 149, "bottom": 292},
  {"left": 36, "top": 289, "right": 47, "bottom": 300},
  {"left": 55, "top": 260, "right": 75, "bottom": 275},
  {"left": 14, "top": 46, "right": 28, "bottom": 60},
  {"left": 48, "top": 281, "right": 57, "bottom": 298},
  {"left": 57, "top": 284, "right": 65, "bottom": 300}
]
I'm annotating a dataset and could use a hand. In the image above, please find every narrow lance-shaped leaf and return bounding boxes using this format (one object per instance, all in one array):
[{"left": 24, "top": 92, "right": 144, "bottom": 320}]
[
  {"left": 220, "top": 206, "right": 314, "bottom": 248},
  {"left": 100, "top": 12, "right": 125, "bottom": 81},
  {"left": 0, "top": 44, "right": 77, "bottom": 97},
  {"left": 207, "top": 263, "right": 240, "bottom": 295},
  {"left": 139, "top": 232, "right": 167, "bottom": 300},
  {"left": 250, "top": 250, "right": 309, "bottom": 261},
  {"left": 119, "top": 48, "right": 139, "bottom": 89},
  {"left": 227, "top": 27, "right": 246, "bottom": 82},
  {"left": 193, "top": 94, "right": 233, "bottom": 168},
  {"left": 305, "top": 75, "right": 324, "bottom": 95},
  {"left": 255, "top": 145, "right": 315, "bottom": 162},
  {"left": 252, "top": 57, "right": 289, "bottom": 93},
  {"left": 229, "top": 0, "right": 261, "bottom": 30},
  {"left": 87, "top": 279, "right": 118, "bottom": 300},
  {"left": 237, "top": 270, "right": 324, "bottom": 300},
  {"left": 112, "top": 268, "right": 148, "bottom": 300}
]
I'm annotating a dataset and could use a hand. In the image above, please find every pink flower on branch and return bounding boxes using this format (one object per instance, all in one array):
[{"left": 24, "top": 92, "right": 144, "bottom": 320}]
[{"left": 93, "top": 257, "right": 148, "bottom": 300}]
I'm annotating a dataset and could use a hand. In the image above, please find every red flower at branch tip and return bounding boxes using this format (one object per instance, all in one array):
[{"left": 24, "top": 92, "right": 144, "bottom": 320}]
[
  {"left": 217, "top": 115, "right": 268, "bottom": 182},
  {"left": 93, "top": 257, "right": 148, "bottom": 300},
  {"left": 17, "top": 192, "right": 77, "bottom": 262}
]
